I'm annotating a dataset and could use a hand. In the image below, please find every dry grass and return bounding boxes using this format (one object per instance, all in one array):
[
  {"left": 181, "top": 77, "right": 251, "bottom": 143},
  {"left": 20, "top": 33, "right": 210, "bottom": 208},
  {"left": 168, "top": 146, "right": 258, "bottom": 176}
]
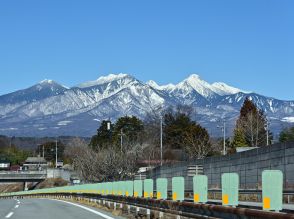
[
  {"left": 35, "top": 178, "right": 68, "bottom": 189},
  {"left": 0, "top": 183, "right": 23, "bottom": 193}
]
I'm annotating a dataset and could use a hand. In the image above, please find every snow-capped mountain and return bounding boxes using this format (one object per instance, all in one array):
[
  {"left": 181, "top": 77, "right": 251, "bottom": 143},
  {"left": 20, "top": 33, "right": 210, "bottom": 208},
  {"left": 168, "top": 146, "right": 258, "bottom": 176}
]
[{"left": 0, "top": 73, "right": 293, "bottom": 137}]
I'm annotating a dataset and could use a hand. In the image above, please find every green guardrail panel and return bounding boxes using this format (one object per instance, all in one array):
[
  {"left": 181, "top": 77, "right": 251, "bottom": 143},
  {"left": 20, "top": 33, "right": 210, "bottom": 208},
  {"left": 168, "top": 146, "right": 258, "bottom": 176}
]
[
  {"left": 110, "top": 182, "right": 115, "bottom": 195},
  {"left": 74, "top": 184, "right": 81, "bottom": 193},
  {"left": 193, "top": 175, "right": 208, "bottom": 203},
  {"left": 262, "top": 170, "right": 283, "bottom": 211},
  {"left": 112, "top": 181, "right": 118, "bottom": 195},
  {"left": 222, "top": 173, "right": 239, "bottom": 206},
  {"left": 97, "top": 183, "right": 101, "bottom": 194},
  {"left": 91, "top": 183, "right": 98, "bottom": 194},
  {"left": 101, "top": 183, "right": 106, "bottom": 195},
  {"left": 143, "top": 179, "right": 153, "bottom": 198},
  {"left": 125, "top": 181, "right": 134, "bottom": 197},
  {"left": 106, "top": 182, "right": 112, "bottom": 195},
  {"left": 172, "top": 177, "right": 184, "bottom": 201},
  {"left": 156, "top": 178, "right": 168, "bottom": 200},
  {"left": 81, "top": 184, "right": 88, "bottom": 193},
  {"left": 84, "top": 184, "right": 92, "bottom": 193},
  {"left": 118, "top": 181, "right": 125, "bottom": 196},
  {"left": 134, "top": 180, "right": 143, "bottom": 198},
  {"left": 90, "top": 184, "right": 98, "bottom": 194}
]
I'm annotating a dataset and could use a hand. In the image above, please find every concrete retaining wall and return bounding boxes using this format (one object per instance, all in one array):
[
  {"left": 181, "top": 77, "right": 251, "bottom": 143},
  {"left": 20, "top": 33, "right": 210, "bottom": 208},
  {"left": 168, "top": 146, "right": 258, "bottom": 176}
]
[{"left": 147, "top": 142, "right": 294, "bottom": 190}]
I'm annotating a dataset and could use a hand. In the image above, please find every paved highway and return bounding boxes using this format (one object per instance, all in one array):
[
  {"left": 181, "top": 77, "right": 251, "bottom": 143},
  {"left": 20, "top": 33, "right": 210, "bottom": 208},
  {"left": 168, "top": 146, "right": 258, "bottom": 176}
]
[{"left": 0, "top": 198, "right": 125, "bottom": 219}]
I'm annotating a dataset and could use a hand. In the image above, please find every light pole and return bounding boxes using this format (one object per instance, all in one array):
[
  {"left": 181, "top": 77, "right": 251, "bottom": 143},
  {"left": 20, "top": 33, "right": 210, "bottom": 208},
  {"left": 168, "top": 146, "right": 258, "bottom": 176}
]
[
  {"left": 55, "top": 138, "right": 58, "bottom": 169},
  {"left": 265, "top": 120, "right": 270, "bottom": 146},
  {"left": 217, "top": 119, "right": 226, "bottom": 156},
  {"left": 223, "top": 121, "right": 226, "bottom": 155},
  {"left": 120, "top": 129, "right": 123, "bottom": 152},
  {"left": 160, "top": 115, "right": 163, "bottom": 166}
]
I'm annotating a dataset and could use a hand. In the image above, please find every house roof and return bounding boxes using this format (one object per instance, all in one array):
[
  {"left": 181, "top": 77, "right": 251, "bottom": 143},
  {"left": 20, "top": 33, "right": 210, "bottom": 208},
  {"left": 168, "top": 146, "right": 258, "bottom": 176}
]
[{"left": 25, "top": 157, "right": 47, "bottom": 163}]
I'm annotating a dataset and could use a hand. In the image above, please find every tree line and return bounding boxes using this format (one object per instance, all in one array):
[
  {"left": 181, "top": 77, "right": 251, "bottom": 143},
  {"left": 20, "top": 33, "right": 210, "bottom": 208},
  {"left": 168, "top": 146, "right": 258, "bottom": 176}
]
[{"left": 69, "top": 97, "right": 294, "bottom": 182}]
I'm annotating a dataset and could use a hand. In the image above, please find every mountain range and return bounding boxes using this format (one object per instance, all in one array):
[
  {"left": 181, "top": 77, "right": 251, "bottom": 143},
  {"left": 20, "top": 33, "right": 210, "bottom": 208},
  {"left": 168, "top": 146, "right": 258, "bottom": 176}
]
[{"left": 0, "top": 73, "right": 293, "bottom": 137}]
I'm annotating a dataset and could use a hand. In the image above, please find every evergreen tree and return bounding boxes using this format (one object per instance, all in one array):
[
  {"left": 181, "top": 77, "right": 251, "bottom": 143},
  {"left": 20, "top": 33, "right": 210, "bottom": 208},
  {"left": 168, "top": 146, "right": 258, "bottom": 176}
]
[
  {"left": 163, "top": 106, "right": 195, "bottom": 149},
  {"left": 231, "top": 128, "right": 247, "bottom": 147},
  {"left": 233, "top": 97, "right": 271, "bottom": 147},
  {"left": 163, "top": 105, "right": 211, "bottom": 158},
  {"left": 90, "top": 120, "right": 114, "bottom": 150},
  {"left": 113, "top": 116, "right": 144, "bottom": 150},
  {"left": 279, "top": 127, "right": 294, "bottom": 143}
]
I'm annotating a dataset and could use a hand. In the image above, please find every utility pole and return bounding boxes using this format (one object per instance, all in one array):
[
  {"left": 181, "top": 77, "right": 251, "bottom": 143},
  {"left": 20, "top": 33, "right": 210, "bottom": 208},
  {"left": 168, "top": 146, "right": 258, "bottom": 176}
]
[
  {"left": 223, "top": 120, "right": 226, "bottom": 156},
  {"left": 55, "top": 138, "right": 58, "bottom": 169},
  {"left": 120, "top": 129, "right": 123, "bottom": 152},
  {"left": 160, "top": 116, "right": 163, "bottom": 166},
  {"left": 265, "top": 121, "right": 270, "bottom": 146},
  {"left": 217, "top": 119, "right": 226, "bottom": 155}
]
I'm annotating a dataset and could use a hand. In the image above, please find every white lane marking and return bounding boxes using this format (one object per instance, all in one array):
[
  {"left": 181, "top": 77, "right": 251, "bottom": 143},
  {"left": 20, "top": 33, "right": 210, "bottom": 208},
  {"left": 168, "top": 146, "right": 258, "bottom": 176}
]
[
  {"left": 15, "top": 205, "right": 19, "bottom": 208},
  {"left": 49, "top": 199, "right": 115, "bottom": 219},
  {"left": 5, "top": 212, "right": 14, "bottom": 218}
]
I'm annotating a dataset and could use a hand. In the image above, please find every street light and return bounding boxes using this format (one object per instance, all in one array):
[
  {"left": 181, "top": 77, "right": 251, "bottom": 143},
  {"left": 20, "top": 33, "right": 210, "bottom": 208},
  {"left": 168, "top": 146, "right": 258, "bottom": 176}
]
[
  {"left": 160, "top": 116, "right": 163, "bottom": 166},
  {"left": 55, "top": 138, "right": 58, "bottom": 169},
  {"left": 118, "top": 128, "right": 124, "bottom": 152},
  {"left": 265, "top": 120, "right": 271, "bottom": 146},
  {"left": 217, "top": 119, "right": 226, "bottom": 156}
]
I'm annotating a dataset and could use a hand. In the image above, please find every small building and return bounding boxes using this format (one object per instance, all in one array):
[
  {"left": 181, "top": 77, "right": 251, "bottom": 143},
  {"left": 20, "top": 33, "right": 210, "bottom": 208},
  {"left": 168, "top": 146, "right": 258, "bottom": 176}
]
[
  {"left": 56, "top": 160, "right": 64, "bottom": 168},
  {"left": 0, "top": 157, "right": 11, "bottom": 171},
  {"left": 23, "top": 156, "right": 47, "bottom": 171},
  {"left": 70, "top": 174, "right": 80, "bottom": 185}
]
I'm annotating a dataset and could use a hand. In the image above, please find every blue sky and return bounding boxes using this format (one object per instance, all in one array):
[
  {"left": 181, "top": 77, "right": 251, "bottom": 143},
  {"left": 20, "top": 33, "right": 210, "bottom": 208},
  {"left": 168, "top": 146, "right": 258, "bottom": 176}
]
[{"left": 0, "top": 0, "right": 293, "bottom": 100}]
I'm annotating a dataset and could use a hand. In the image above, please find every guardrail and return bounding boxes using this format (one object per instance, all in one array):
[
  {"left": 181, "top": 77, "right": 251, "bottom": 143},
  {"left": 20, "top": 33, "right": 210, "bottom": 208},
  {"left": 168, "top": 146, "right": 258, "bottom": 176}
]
[
  {"left": 0, "top": 171, "right": 47, "bottom": 181},
  {"left": 0, "top": 171, "right": 47, "bottom": 175},
  {"left": 1, "top": 170, "right": 293, "bottom": 219}
]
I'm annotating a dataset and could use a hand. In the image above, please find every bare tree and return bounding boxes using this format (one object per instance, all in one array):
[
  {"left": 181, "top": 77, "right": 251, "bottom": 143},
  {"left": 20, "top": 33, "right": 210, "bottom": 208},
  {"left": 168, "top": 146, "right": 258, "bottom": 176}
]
[
  {"left": 67, "top": 139, "right": 143, "bottom": 182},
  {"left": 239, "top": 111, "right": 267, "bottom": 147}
]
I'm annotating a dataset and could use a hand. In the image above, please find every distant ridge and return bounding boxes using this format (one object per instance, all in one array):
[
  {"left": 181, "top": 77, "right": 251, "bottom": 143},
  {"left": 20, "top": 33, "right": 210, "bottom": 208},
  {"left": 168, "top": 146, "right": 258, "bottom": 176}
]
[{"left": 0, "top": 73, "right": 293, "bottom": 137}]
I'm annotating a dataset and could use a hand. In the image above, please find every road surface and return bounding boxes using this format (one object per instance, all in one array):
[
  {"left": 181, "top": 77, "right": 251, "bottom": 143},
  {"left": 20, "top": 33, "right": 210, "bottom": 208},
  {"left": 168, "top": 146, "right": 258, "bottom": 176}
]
[{"left": 0, "top": 198, "right": 125, "bottom": 219}]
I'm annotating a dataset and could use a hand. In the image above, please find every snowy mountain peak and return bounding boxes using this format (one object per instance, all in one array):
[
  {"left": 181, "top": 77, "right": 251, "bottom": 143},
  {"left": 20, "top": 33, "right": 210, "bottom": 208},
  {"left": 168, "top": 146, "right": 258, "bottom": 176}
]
[
  {"left": 211, "top": 82, "right": 243, "bottom": 95},
  {"left": 38, "top": 79, "right": 69, "bottom": 89},
  {"left": 96, "top": 73, "right": 129, "bottom": 84},
  {"left": 186, "top": 74, "right": 201, "bottom": 80},
  {"left": 178, "top": 74, "right": 215, "bottom": 98},
  {"left": 147, "top": 80, "right": 175, "bottom": 91},
  {"left": 39, "top": 79, "right": 55, "bottom": 84},
  {"left": 77, "top": 73, "right": 131, "bottom": 88},
  {"left": 146, "top": 80, "right": 160, "bottom": 89}
]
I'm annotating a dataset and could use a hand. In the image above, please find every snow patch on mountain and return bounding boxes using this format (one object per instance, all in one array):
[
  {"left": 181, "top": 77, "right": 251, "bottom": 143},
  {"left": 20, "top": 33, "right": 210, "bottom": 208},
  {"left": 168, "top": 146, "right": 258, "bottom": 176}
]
[
  {"left": 282, "top": 117, "right": 294, "bottom": 123},
  {"left": 77, "top": 73, "right": 129, "bottom": 88},
  {"left": 146, "top": 80, "right": 175, "bottom": 91},
  {"left": 211, "top": 82, "right": 244, "bottom": 95}
]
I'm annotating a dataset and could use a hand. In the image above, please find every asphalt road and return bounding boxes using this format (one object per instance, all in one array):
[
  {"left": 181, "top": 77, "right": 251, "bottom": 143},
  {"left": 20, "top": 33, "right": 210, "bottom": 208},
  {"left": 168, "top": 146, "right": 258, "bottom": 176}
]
[{"left": 0, "top": 198, "right": 125, "bottom": 219}]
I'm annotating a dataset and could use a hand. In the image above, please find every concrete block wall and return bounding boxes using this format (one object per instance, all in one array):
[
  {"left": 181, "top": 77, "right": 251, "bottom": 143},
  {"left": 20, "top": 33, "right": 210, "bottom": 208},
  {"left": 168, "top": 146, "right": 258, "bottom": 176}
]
[{"left": 147, "top": 142, "right": 294, "bottom": 190}]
